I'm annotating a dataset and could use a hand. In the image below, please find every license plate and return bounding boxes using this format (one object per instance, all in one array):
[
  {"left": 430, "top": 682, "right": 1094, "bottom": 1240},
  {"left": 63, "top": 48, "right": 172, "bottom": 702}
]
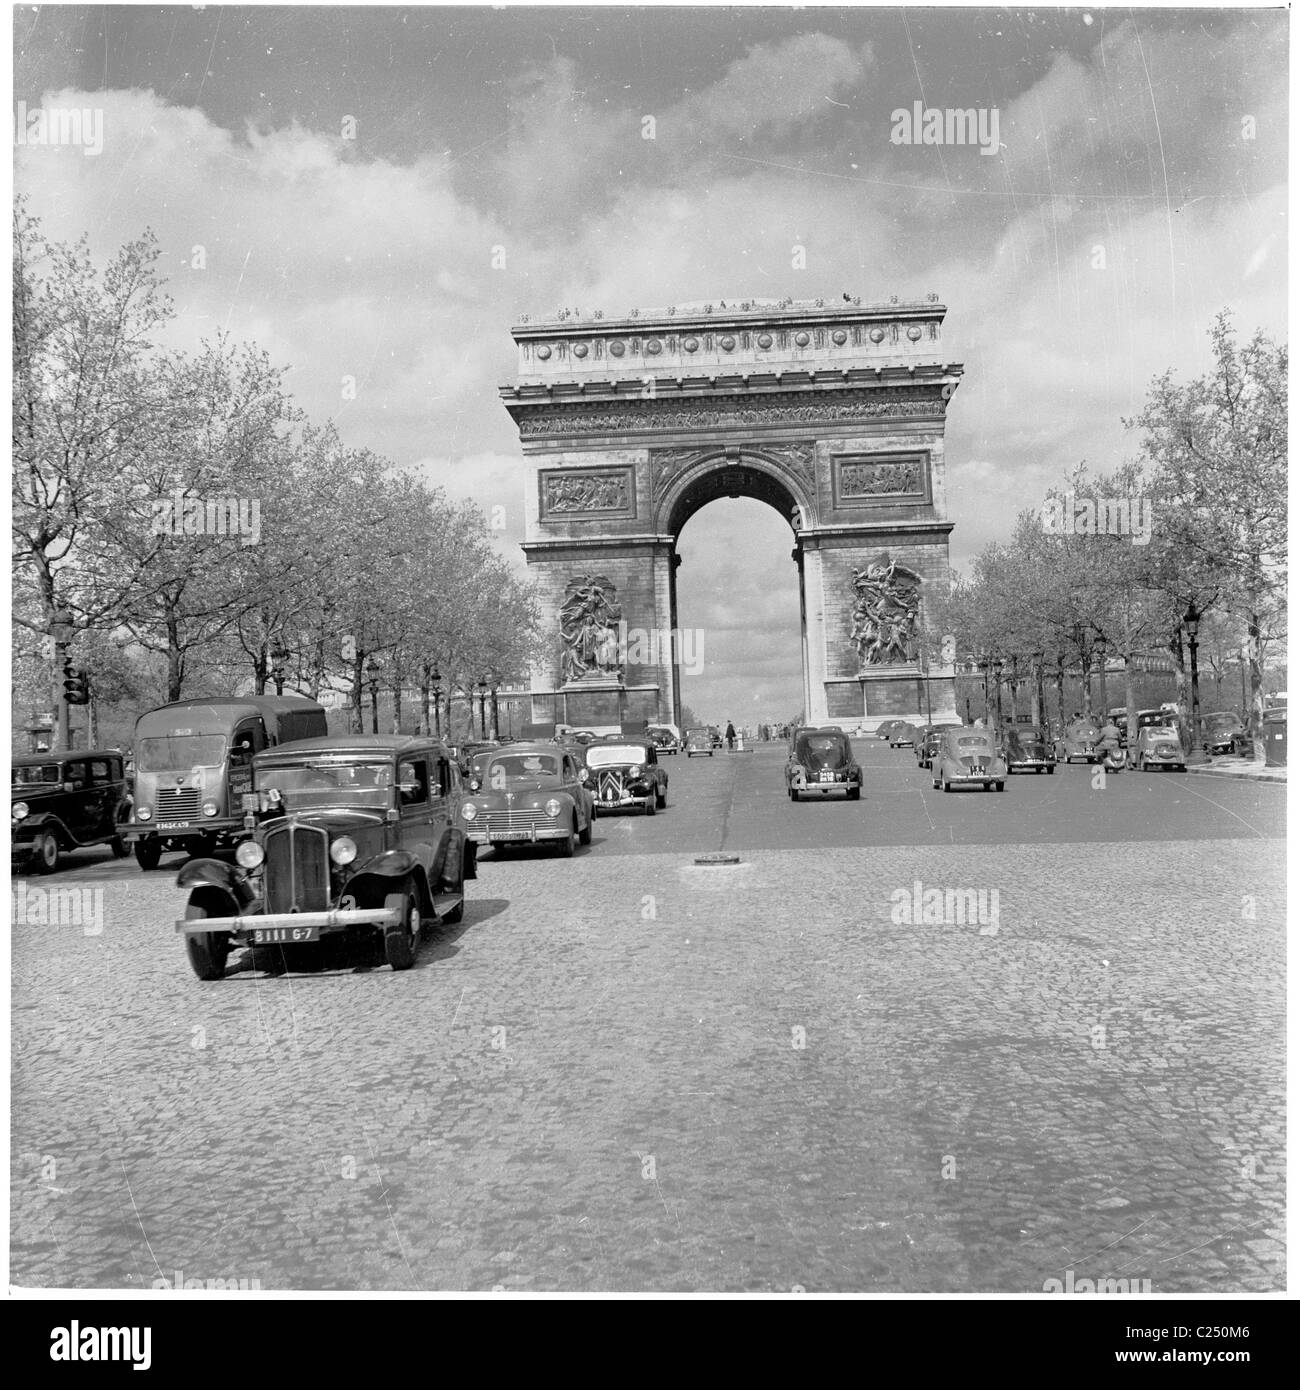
[
  {"left": 251, "top": 926, "right": 319, "bottom": 944},
  {"left": 156, "top": 821, "right": 190, "bottom": 830},
  {"left": 492, "top": 830, "right": 533, "bottom": 841},
  {"left": 819, "top": 770, "right": 835, "bottom": 783}
]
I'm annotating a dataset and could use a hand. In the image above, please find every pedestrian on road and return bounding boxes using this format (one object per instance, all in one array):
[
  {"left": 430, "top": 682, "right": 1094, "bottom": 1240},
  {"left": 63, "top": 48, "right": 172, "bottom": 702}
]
[{"left": 725, "top": 720, "right": 736, "bottom": 751}]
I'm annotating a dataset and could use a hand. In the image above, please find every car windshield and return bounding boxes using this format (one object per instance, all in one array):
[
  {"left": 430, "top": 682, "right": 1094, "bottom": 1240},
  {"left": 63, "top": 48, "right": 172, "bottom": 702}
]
[
  {"left": 587, "top": 745, "right": 648, "bottom": 768},
  {"left": 137, "top": 734, "right": 227, "bottom": 771},
  {"left": 256, "top": 760, "right": 393, "bottom": 808},
  {"left": 485, "top": 753, "right": 562, "bottom": 780},
  {"left": 13, "top": 763, "right": 63, "bottom": 786},
  {"left": 956, "top": 736, "right": 989, "bottom": 748}
]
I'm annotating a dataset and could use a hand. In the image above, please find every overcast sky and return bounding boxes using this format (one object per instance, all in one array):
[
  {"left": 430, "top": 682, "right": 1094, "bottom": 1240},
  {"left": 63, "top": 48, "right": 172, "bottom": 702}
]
[{"left": 14, "top": 5, "right": 1287, "bottom": 723}]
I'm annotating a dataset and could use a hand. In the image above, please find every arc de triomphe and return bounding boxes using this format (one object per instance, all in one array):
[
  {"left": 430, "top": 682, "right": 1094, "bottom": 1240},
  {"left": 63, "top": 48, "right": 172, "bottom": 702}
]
[{"left": 499, "top": 298, "right": 962, "bottom": 731}]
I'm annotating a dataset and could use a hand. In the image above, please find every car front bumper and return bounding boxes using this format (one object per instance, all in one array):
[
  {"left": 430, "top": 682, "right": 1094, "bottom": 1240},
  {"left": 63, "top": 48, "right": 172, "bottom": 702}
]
[
  {"left": 465, "top": 825, "right": 569, "bottom": 844},
  {"left": 175, "top": 904, "right": 401, "bottom": 940}
]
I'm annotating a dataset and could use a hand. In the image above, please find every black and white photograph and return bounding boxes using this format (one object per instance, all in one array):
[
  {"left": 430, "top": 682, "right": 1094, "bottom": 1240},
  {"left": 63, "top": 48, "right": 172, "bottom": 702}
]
[{"left": 9, "top": 1, "right": 1287, "bottom": 1316}]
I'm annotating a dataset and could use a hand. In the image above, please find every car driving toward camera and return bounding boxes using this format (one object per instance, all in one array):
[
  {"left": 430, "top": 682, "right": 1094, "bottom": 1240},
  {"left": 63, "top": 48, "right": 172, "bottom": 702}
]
[
  {"left": 173, "top": 735, "right": 476, "bottom": 980},
  {"left": 684, "top": 727, "right": 714, "bottom": 757},
  {"left": 585, "top": 736, "right": 668, "bottom": 816},
  {"left": 461, "top": 742, "right": 593, "bottom": 854},
  {"left": 11, "top": 750, "right": 131, "bottom": 873},
  {"left": 785, "top": 726, "right": 862, "bottom": 801}
]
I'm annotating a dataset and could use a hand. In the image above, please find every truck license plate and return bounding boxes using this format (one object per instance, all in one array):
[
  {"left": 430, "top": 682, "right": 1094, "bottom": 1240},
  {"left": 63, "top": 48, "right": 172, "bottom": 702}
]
[{"left": 251, "top": 926, "right": 319, "bottom": 944}]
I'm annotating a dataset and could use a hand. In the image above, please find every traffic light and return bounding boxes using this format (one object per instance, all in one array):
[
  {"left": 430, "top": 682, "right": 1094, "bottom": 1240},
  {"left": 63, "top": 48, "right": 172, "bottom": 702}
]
[{"left": 63, "top": 665, "right": 90, "bottom": 705}]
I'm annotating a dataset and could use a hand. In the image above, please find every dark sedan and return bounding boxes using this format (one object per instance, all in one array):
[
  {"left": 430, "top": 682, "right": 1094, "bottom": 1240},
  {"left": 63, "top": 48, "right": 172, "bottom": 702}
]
[
  {"left": 1005, "top": 725, "right": 1056, "bottom": 774},
  {"left": 786, "top": 727, "right": 862, "bottom": 801}
]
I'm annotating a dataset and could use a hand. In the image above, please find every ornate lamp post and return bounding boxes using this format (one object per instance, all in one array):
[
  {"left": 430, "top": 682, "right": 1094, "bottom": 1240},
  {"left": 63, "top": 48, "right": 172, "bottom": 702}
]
[
  {"left": 1183, "top": 601, "right": 1208, "bottom": 764},
  {"left": 476, "top": 678, "right": 489, "bottom": 740},
  {"left": 980, "top": 655, "right": 992, "bottom": 725},
  {"left": 1033, "top": 649, "right": 1046, "bottom": 728},
  {"left": 489, "top": 671, "right": 501, "bottom": 741},
  {"left": 366, "top": 657, "right": 382, "bottom": 735},
  {"left": 270, "top": 641, "right": 289, "bottom": 696},
  {"left": 430, "top": 666, "right": 442, "bottom": 741},
  {"left": 993, "top": 657, "right": 1004, "bottom": 726}
]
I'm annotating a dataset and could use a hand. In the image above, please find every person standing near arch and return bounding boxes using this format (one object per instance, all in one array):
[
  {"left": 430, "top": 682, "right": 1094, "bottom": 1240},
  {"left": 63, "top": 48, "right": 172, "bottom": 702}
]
[{"left": 725, "top": 720, "right": 736, "bottom": 751}]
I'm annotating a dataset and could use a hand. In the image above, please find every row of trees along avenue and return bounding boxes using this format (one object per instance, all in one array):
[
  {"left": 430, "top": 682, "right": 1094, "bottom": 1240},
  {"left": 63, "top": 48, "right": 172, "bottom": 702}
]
[
  {"left": 12, "top": 200, "right": 544, "bottom": 749},
  {"left": 926, "top": 312, "right": 1286, "bottom": 747}
]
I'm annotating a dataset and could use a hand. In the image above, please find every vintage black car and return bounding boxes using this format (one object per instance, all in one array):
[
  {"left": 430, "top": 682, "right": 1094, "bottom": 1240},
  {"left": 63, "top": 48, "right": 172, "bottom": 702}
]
[
  {"left": 461, "top": 742, "right": 593, "bottom": 853},
  {"left": 585, "top": 736, "right": 668, "bottom": 815},
  {"left": 11, "top": 750, "right": 131, "bottom": 873},
  {"left": 684, "top": 727, "right": 714, "bottom": 757},
  {"left": 1004, "top": 725, "right": 1056, "bottom": 774},
  {"left": 645, "top": 723, "right": 681, "bottom": 754},
  {"left": 916, "top": 722, "right": 962, "bottom": 769},
  {"left": 174, "top": 735, "right": 476, "bottom": 979},
  {"left": 786, "top": 727, "right": 862, "bottom": 801},
  {"left": 889, "top": 722, "right": 918, "bottom": 748}
]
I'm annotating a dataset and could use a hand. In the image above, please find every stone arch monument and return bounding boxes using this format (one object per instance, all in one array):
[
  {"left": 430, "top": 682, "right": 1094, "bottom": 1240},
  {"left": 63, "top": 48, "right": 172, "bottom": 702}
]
[{"left": 499, "top": 298, "right": 962, "bottom": 730}]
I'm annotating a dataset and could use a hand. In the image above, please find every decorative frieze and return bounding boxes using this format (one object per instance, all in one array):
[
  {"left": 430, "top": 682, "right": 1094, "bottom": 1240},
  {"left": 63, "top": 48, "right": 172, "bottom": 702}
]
[
  {"left": 517, "top": 389, "right": 945, "bottom": 438},
  {"left": 837, "top": 454, "right": 928, "bottom": 500}
]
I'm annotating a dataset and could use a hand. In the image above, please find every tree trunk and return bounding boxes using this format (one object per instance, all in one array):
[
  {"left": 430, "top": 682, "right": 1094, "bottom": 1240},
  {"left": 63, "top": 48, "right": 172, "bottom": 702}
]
[
  {"left": 167, "top": 616, "right": 183, "bottom": 701},
  {"left": 1123, "top": 657, "right": 1137, "bottom": 744},
  {"left": 1097, "top": 650, "right": 1108, "bottom": 714},
  {"left": 1056, "top": 654, "right": 1066, "bottom": 733},
  {"left": 350, "top": 652, "right": 365, "bottom": 734},
  {"left": 392, "top": 678, "right": 403, "bottom": 735},
  {"left": 419, "top": 665, "right": 431, "bottom": 736},
  {"left": 1247, "top": 611, "right": 1264, "bottom": 742}
]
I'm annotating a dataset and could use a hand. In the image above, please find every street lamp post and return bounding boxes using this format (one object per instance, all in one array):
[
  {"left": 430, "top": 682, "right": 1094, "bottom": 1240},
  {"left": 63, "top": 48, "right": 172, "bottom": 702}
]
[
  {"left": 270, "top": 642, "right": 289, "bottom": 696},
  {"left": 993, "top": 658, "right": 1004, "bottom": 727},
  {"left": 476, "top": 679, "right": 488, "bottom": 739},
  {"left": 1183, "top": 601, "right": 1208, "bottom": 764},
  {"left": 489, "top": 672, "right": 500, "bottom": 741},
  {"left": 430, "top": 666, "right": 442, "bottom": 740},
  {"left": 366, "top": 657, "right": 381, "bottom": 735},
  {"left": 1033, "top": 650, "right": 1046, "bottom": 728}
]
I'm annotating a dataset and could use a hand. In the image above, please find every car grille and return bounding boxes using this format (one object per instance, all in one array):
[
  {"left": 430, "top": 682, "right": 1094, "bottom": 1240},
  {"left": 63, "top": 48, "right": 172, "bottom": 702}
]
[
  {"left": 156, "top": 787, "right": 202, "bottom": 820},
  {"left": 263, "top": 823, "right": 330, "bottom": 913},
  {"left": 479, "top": 810, "right": 556, "bottom": 836}
]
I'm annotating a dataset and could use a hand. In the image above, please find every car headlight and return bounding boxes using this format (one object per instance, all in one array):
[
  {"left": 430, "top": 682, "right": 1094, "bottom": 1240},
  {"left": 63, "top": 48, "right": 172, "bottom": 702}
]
[
  {"left": 462, "top": 803, "right": 477, "bottom": 820},
  {"left": 235, "top": 840, "right": 265, "bottom": 868},
  {"left": 136, "top": 806, "right": 152, "bottom": 821},
  {"left": 329, "top": 836, "right": 357, "bottom": 865},
  {"left": 201, "top": 800, "right": 218, "bottom": 817},
  {"left": 545, "top": 799, "right": 561, "bottom": 818},
  {"left": 12, "top": 801, "right": 29, "bottom": 821}
]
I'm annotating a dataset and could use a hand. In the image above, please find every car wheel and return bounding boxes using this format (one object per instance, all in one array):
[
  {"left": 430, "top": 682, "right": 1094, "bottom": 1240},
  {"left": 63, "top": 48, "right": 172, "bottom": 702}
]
[
  {"left": 557, "top": 820, "right": 577, "bottom": 856},
  {"left": 848, "top": 785, "right": 861, "bottom": 801},
  {"left": 942, "top": 777, "right": 951, "bottom": 792},
  {"left": 578, "top": 812, "right": 593, "bottom": 845},
  {"left": 655, "top": 787, "right": 667, "bottom": 809},
  {"left": 1047, "top": 764, "right": 1055, "bottom": 774},
  {"left": 383, "top": 888, "right": 420, "bottom": 970},
  {"left": 788, "top": 788, "right": 799, "bottom": 802},
  {"left": 644, "top": 795, "right": 656, "bottom": 816},
  {"left": 183, "top": 901, "right": 231, "bottom": 981},
  {"left": 134, "top": 839, "right": 163, "bottom": 871},
  {"left": 109, "top": 835, "right": 130, "bottom": 858},
  {"left": 932, "top": 776, "right": 940, "bottom": 790},
  {"left": 994, "top": 781, "right": 1005, "bottom": 792},
  {"left": 33, "top": 832, "right": 60, "bottom": 874}
]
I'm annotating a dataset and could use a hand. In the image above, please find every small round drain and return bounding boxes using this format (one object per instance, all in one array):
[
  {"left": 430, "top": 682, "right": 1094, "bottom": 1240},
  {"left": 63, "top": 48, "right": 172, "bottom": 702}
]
[{"left": 693, "top": 852, "right": 741, "bottom": 866}]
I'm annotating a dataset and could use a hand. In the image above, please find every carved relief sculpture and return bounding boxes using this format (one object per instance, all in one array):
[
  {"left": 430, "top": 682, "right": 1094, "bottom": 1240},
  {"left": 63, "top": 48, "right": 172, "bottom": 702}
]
[
  {"left": 849, "top": 554, "right": 921, "bottom": 667},
  {"left": 559, "top": 575, "right": 624, "bottom": 683},
  {"left": 543, "top": 471, "right": 630, "bottom": 513},
  {"left": 839, "top": 457, "right": 923, "bottom": 497}
]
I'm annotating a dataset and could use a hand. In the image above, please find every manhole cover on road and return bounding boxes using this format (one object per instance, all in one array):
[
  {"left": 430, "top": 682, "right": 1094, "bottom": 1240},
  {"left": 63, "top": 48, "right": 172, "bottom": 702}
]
[{"left": 694, "top": 852, "right": 741, "bottom": 865}]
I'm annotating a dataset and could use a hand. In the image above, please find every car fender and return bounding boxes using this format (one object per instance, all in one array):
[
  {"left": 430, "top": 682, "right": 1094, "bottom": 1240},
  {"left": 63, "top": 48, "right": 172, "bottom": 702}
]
[
  {"left": 176, "top": 857, "right": 256, "bottom": 908},
  {"left": 12, "top": 810, "right": 72, "bottom": 847},
  {"left": 348, "top": 855, "right": 434, "bottom": 916}
]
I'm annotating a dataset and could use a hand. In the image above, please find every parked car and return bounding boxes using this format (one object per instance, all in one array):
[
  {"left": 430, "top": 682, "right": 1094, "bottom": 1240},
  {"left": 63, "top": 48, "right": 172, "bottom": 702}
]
[
  {"left": 126, "top": 695, "right": 327, "bottom": 870},
  {"left": 786, "top": 727, "right": 862, "bottom": 801},
  {"left": 1056, "top": 717, "right": 1102, "bottom": 764},
  {"left": 931, "top": 726, "right": 1008, "bottom": 792},
  {"left": 1128, "top": 724, "right": 1186, "bottom": 772},
  {"left": 1201, "top": 710, "right": 1246, "bottom": 755},
  {"left": 174, "top": 734, "right": 476, "bottom": 980},
  {"left": 461, "top": 742, "right": 593, "bottom": 853},
  {"left": 876, "top": 719, "right": 905, "bottom": 740},
  {"left": 1004, "top": 725, "right": 1055, "bottom": 774},
  {"left": 708, "top": 725, "right": 723, "bottom": 749},
  {"left": 645, "top": 723, "right": 681, "bottom": 755},
  {"left": 11, "top": 750, "right": 131, "bottom": 873},
  {"left": 585, "top": 736, "right": 668, "bottom": 815},
  {"left": 684, "top": 727, "right": 714, "bottom": 757},
  {"left": 916, "top": 723, "right": 962, "bottom": 770},
  {"left": 889, "top": 722, "right": 918, "bottom": 748}
]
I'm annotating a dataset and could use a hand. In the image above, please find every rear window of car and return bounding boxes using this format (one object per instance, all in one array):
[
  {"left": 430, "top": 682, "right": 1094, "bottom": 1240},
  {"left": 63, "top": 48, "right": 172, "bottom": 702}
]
[
  {"left": 587, "top": 745, "right": 648, "bottom": 768},
  {"left": 955, "top": 736, "right": 987, "bottom": 747},
  {"left": 799, "top": 735, "right": 848, "bottom": 755}
]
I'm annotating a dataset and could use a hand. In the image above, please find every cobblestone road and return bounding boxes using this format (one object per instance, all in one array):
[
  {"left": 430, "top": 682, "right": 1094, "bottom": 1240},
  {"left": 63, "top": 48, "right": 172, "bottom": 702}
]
[{"left": 10, "top": 743, "right": 1285, "bottom": 1291}]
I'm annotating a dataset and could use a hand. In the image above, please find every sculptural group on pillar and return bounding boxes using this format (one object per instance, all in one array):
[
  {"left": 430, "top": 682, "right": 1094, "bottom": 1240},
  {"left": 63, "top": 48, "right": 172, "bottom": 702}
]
[
  {"left": 849, "top": 554, "right": 921, "bottom": 667},
  {"left": 559, "top": 575, "right": 624, "bottom": 683}
]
